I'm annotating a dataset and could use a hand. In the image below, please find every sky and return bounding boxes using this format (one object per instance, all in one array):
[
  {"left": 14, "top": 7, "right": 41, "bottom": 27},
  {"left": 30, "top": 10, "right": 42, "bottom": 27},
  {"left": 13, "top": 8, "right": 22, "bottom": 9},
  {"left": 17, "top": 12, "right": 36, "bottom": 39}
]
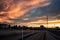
[{"left": 0, "top": 0, "right": 60, "bottom": 28}]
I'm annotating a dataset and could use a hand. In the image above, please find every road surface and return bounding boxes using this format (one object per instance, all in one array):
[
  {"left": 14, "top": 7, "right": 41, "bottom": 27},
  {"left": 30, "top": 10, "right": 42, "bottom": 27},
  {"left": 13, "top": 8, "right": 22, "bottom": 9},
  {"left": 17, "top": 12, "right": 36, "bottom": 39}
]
[{"left": 0, "top": 30, "right": 60, "bottom": 40}]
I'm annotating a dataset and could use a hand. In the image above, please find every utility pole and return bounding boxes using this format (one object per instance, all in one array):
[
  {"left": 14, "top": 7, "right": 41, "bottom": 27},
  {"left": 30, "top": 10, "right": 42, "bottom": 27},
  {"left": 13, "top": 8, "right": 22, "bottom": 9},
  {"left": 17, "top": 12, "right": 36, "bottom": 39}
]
[
  {"left": 47, "top": 13, "right": 48, "bottom": 28},
  {"left": 54, "top": 24, "right": 55, "bottom": 28}
]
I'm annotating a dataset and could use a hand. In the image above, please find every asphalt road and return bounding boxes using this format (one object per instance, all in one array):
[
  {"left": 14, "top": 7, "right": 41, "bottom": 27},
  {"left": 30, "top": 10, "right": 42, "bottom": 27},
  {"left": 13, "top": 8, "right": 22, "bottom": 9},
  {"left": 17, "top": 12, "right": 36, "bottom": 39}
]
[
  {"left": 0, "top": 30, "right": 38, "bottom": 40},
  {"left": 24, "top": 30, "right": 57, "bottom": 40},
  {"left": 0, "top": 30, "right": 60, "bottom": 40}
]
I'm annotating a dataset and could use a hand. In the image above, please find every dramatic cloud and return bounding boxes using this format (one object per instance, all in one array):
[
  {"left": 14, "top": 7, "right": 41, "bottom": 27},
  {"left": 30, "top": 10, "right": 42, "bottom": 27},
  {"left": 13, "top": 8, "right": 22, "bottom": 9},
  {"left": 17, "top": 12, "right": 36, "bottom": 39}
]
[
  {"left": 0, "top": 0, "right": 50, "bottom": 23},
  {"left": 0, "top": 0, "right": 60, "bottom": 27},
  {"left": 21, "top": 0, "right": 60, "bottom": 21}
]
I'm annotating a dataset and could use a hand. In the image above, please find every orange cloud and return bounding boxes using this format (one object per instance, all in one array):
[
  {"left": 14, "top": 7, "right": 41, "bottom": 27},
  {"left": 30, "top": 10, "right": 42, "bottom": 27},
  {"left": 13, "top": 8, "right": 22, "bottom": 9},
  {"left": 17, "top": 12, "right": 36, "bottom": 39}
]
[{"left": 0, "top": 0, "right": 50, "bottom": 23}]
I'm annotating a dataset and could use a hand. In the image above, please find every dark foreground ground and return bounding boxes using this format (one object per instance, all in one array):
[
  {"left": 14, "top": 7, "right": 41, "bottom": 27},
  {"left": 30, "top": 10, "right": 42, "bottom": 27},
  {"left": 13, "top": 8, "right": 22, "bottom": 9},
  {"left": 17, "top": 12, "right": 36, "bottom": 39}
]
[{"left": 0, "top": 29, "right": 60, "bottom": 40}]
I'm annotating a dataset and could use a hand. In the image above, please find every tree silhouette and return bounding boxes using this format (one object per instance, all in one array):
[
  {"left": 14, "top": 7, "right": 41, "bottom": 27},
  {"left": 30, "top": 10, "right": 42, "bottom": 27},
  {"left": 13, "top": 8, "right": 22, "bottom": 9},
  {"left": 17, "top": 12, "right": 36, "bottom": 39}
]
[{"left": 40, "top": 25, "right": 46, "bottom": 30}]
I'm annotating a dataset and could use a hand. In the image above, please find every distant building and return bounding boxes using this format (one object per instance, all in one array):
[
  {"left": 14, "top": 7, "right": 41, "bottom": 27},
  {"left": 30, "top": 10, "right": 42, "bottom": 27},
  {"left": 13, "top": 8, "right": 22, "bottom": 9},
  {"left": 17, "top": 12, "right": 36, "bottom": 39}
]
[{"left": 0, "top": 23, "right": 8, "bottom": 28}]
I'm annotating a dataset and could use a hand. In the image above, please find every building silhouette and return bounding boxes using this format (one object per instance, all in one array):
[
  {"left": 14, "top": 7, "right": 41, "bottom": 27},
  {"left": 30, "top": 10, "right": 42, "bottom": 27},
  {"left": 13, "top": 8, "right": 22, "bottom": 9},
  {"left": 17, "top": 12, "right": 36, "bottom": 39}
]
[{"left": 0, "top": 22, "right": 8, "bottom": 29}]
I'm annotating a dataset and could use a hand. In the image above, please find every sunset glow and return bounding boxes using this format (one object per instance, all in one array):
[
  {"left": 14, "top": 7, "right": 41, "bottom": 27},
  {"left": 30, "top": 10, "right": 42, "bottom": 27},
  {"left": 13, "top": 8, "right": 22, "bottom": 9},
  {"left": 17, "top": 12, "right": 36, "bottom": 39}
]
[{"left": 0, "top": 0, "right": 60, "bottom": 28}]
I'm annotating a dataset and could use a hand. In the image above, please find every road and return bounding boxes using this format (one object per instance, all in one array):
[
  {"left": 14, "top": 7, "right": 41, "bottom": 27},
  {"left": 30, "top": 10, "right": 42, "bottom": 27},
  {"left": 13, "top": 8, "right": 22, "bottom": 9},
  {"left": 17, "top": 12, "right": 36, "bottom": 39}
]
[
  {"left": 0, "top": 30, "right": 60, "bottom": 40},
  {"left": 22, "top": 30, "right": 57, "bottom": 40}
]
